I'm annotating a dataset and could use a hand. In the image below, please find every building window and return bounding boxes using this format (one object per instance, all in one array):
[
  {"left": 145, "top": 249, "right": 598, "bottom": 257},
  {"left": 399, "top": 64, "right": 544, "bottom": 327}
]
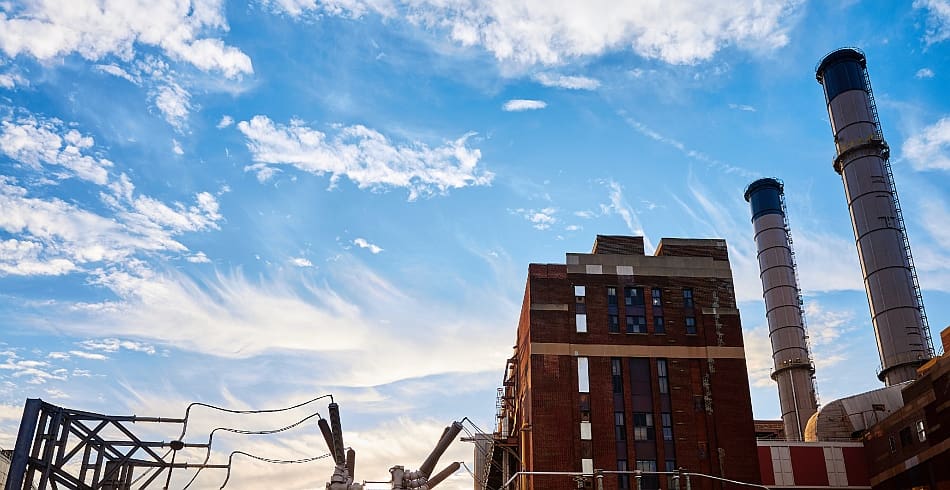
[
  {"left": 636, "top": 459, "right": 657, "bottom": 471},
  {"left": 608, "top": 287, "right": 618, "bottom": 306},
  {"left": 576, "top": 285, "right": 587, "bottom": 315},
  {"left": 651, "top": 288, "right": 662, "bottom": 306},
  {"left": 580, "top": 421, "right": 592, "bottom": 440},
  {"left": 685, "top": 316, "right": 696, "bottom": 334},
  {"left": 582, "top": 458, "right": 594, "bottom": 475},
  {"left": 576, "top": 313, "right": 588, "bottom": 333},
  {"left": 657, "top": 359, "right": 669, "bottom": 394},
  {"left": 664, "top": 460, "right": 677, "bottom": 489},
  {"left": 888, "top": 435, "right": 897, "bottom": 453},
  {"left": 654, "top": 316, "right": 665, "bottom": 334},
  {"left": 633, "top": 413, "right": 655, "bottom": 441},
  {"left": 612, "top": 358, "right": 624, "bottom": 393},
  {"left": 626, "top": 315, "right": 647, "bottom": 334},
  {"left": 618, "top": 460, "right": 629, "bottom": 490},
  {"left": 916, "top": 420, "right": 927, "bottom": 442},
  {"left": 625, "top": 287, "right": 644, "bottom": 307},
  {"left": 900, "top": 426, "right": 913, "bottom": 447},
  {"left": 578, "top": 357, "right": 589, "bottom": 393},
  {"left": 609, "top": 314, "right": 620, "bottom": 333},
  {"left": 615, "top": 412, "right": 627, "bottom": 441},
  {"left": 683, "top": 288, "right": 694, "bottom": 308},
  {"left": 661, "top": 413, "right": 673, "bottom": 441},
  {"left": 636, "top": 460, "right": 658, "bottom": 490}
]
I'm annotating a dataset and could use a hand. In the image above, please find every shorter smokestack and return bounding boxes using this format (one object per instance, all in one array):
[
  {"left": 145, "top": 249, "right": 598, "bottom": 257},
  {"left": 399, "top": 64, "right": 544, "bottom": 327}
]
[{"left": 745, "top": 178, "right": 819, "bottom": 440}]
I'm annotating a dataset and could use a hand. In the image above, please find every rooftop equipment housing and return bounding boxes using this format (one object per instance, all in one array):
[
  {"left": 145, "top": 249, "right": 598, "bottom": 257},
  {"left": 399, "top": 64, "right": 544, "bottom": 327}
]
[
  {"left": 745, "top": 178, "right": 819, "bottom": 440},
  {"left": 816, "top": 48, "right": 934, "bottom": 385}
]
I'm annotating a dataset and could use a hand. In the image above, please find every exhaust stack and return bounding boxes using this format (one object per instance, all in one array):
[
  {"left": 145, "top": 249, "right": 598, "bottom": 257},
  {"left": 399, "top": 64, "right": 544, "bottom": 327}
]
[
  {"left": 745, "top": 178, "right": 819, "bottom": 440},
  {"left": 816, "top": 48, "right": 934, "bottom": 385}
]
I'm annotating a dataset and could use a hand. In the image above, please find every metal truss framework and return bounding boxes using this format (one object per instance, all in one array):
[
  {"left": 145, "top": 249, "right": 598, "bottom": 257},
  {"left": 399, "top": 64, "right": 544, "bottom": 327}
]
[
  {"left": 4, "top": 399, "right": 222, "bottom": 490},
  {"left": 5, "top": 397, "right": 465, "bottom": 490}
]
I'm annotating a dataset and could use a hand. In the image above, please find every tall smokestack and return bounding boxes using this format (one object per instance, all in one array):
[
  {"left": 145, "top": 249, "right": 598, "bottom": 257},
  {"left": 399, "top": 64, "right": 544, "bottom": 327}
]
[
  {"left": 745, "top": 178, "right": 818, "bottom": 440},
  {"left": 816, "top": 48, "right": 934, "bottom": 385}
]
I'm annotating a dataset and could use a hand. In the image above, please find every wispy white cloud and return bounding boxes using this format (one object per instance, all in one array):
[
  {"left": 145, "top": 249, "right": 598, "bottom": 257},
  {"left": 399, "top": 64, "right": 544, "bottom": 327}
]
[
  {"left": 0, "top": 0, "right": 253, "bottom": 78},
  {"left": 44, "top": 388, "right": 71, "bottom": 399},
  {"left": 0, "top": 112, "right": 223, "bottom": 282},
  {"left": 728, "top": 103, "right": 756, "bottom": 112},
  {"left": 96, "top": 63, "right": 141, "bottom": 83},
  {"left": 599, "top": 181, "right": 653, "bottom": 251},
  {"left": 743, "top": 326, "right": 774, "bottom": 388},
  {"left": 903, "top": 116, "right": 950, "bottom": 170},
  {"left": 915, "top": 0, "right": 950, "bottom": 45},
  {"left": 217, "top": 115, "right": 235, "bottom": 129},
  {"left": 68, "top": 350, "right": 109, "bottom": 360},
  {"left": 260, "top": 0, "right": 395, "bottom": 18},
  {"left": 0, "top": 354, "right": 67, "bottom": 384},
  {"left": 620, "top": 112, "right": 755, "bottom": 177},
  {"left": 502, "top": 99, "right": 547, "bottom": 111},
  {"left": 0, "top": 117, "right": 112, "bottom": 185},
  {"left": 155, "top": 81, "right": 193, "bottom": 130},
  {"left": 744, "top": 301, "right": 857, "bottom": 390},
  {"left": 290, "top": 257, "right": 314, "bottom": 267},
  {"left": 408, "top": 0, "right": 800, "bottom": 65},
  {"left": 78, "top": 338, "right": 156, "bottom": 355},
  {"left": 187, "top": 251, "right": 211, "bottom": 263},
  {"left": 916, "top": 67, "right": 935, "bottom": 78},
  {"left": 260, "top": 0, "right": 798, "bottom": 66},
  {"left": 0, "top": 70, "right": 28, "bottom": 89},
  {"left": 353, "top": 238, "right": 384, "bottom": 254},
  {"left": 172, "top": 139, "right": 184, "bottom": 155},
  {"left": 512, "top": 207, "right": 556, "bottom": 230},
  {"left": 237, "top": 115, "right": 493, "bottom": 200},
  {"left": 33, "top": 258, "right": 515, "bottom": 389},
  {"left": 909, "top": 193, "right": 950, "bottom": 293},
  {"left": 532, "top": 72, "right": 600, "bottom": 90}
]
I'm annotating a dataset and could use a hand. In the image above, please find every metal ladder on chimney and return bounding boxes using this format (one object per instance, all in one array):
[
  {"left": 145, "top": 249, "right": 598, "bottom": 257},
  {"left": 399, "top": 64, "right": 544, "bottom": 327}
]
[
  {"left": 864, "top": 67, "right": 937, "bottom": 357},
  {"left": 779, "top": 186, "right": 820, "bottom": 406}
]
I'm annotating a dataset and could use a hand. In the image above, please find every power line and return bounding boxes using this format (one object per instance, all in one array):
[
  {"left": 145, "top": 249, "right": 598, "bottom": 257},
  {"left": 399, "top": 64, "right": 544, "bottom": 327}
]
[
  {"left": 177, "top": 394, "right": 333, "bottom": 440},
  {"left": 218, "top": 451, "right": 333, "bottom": 489},
  {"left": 183, "top": 412, "right": 324, "bottom": 489}
]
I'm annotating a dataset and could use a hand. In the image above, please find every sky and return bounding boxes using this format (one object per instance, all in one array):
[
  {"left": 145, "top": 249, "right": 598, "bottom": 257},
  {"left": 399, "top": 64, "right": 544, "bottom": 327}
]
[{"left": 1, "top": 0, "right": 950, "bottom": 488}]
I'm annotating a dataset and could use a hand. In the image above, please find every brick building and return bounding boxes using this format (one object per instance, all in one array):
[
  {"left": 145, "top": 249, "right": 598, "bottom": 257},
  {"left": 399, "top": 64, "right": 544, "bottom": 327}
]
[
  {"left": 482, "top": 236, "right": 760, "bottom": 490},
  {"left": 861, "top": 328, "right": 949, "bottom": 490}
]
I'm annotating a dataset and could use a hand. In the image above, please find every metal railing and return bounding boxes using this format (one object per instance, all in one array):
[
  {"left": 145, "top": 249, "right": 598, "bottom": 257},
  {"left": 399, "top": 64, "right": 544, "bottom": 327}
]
[{"left": 502, "top": 469, "right": 769, "bottom": 490}]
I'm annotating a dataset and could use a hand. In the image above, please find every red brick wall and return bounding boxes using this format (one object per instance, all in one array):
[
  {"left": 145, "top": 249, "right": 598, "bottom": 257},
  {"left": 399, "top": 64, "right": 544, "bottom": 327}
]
[{"left": 515, "top": 262, "right": 760, "bottom": 488}]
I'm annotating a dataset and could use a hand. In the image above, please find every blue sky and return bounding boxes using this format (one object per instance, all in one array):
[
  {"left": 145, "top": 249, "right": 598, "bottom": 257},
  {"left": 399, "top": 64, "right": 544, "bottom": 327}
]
[{"left": 2, "top": 0, "right": 950, "bottom": 488}]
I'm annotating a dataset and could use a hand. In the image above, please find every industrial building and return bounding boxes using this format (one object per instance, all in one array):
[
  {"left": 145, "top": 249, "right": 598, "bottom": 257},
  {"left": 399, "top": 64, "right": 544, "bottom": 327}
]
[
  {"left": 479, "top": 235, "right": 760, "bottom": 489},
  {"left": 745, "top": 47, "right": 948, "bottom": 489},
  {"left": 474, "top": 47, "right": 947, "bottom": 490}
]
